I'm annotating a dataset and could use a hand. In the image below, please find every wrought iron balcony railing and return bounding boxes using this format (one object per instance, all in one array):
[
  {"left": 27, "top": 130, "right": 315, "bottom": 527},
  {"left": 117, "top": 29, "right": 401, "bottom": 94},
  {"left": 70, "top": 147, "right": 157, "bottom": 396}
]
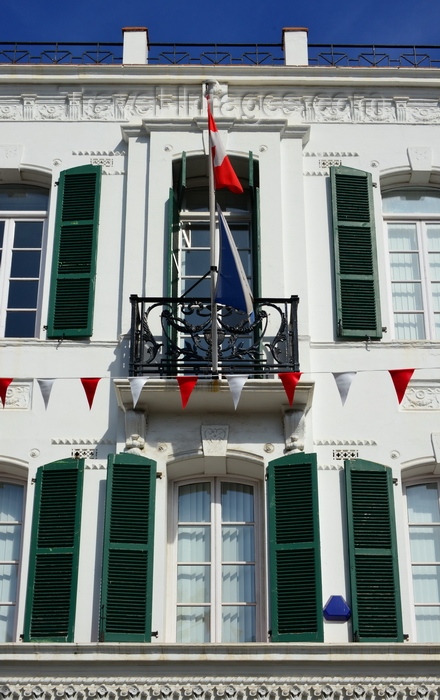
[{"left": 129, "top": 295, "right": 299, "bottom": 377}]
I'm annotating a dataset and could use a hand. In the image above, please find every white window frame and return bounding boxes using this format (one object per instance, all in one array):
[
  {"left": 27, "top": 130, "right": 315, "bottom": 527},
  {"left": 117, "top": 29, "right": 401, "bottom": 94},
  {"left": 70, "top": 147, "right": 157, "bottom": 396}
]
[
  {"left": 0, "top": 477, "right": 25, "bottom": 642},
  {"left": 168, "top": 475, "right": 265, "bottom": 643},
  {"left": 0, "top": 209, "right": 48, "bottom": 339},
  {"left": 384, "top": 209, "right": 440, "bottom": 341},
  {"left": 404, "top": 477, "right": 440, "bottom": 642}
]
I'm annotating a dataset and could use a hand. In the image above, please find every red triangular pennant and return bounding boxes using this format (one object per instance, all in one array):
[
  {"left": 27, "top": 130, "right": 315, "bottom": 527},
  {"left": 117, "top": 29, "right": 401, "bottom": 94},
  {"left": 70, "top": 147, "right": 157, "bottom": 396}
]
[
  {"left": 80, "top": 378, "right": 101, "bottom": 409},
  {"left": 0, "top": 378, "right": 13, "bottom": 407},
  {"left": 278, "top": 372, "right": 302, "bottom": 406},
  {"left": 388, "top": 368, "right": 415, "bottom": 404},
  {"left": 177, "top": 376, "right": 198, "bottom": 408}
]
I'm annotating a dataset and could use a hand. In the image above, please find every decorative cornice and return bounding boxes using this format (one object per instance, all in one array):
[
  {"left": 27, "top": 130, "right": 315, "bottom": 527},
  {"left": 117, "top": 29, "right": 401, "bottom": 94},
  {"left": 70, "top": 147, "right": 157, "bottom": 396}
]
[
  {"left": 0, "top": 90, "right": 440, "bottom": 124},
  {"left": 0, "top": 680, "right": 439, "bottom": 700}
]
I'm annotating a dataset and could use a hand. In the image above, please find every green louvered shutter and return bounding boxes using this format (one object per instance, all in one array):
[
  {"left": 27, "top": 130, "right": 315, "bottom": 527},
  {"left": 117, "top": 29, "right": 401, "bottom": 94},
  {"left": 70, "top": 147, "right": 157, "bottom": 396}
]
[
  {"left": 100, "top": 453, "right": 156, "bottom": 642},
  {"left": 267, "top": 453, "right": 323, "bottom": 642},
  {"left": 23, "top": 458, "right": 84, "bottom": 642},
  {"left": 330, "top": 166, "right": 382, "bottom": 339},
  {"left": 47, "top": 165, "right": 101, "bottom": 338},
  {"left": 345, "top": 459, "right": 403, "bottom": 642}
]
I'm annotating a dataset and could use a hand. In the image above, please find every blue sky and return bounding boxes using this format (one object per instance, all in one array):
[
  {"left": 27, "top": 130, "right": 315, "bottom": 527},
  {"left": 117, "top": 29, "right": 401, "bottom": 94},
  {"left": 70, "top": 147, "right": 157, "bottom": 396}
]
[{"left": 2, "top": 0, "right": 440, "bottom": 45}]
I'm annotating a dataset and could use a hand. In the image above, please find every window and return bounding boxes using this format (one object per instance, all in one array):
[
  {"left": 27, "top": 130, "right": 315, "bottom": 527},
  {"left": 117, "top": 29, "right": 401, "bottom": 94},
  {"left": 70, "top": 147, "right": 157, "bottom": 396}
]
[
  {"left": 383, "top": 189, "right": 440, "bottom": 340},
  {"left": 0, "top": 481, "right": 24, "bottom": 641},
  {"left": 173, "top": 478, "right": 261, "bottom": 643},
  {"left": 169, "top": 154, "right": 259, "bottom": 300},
  {"left": 406, "top": 481, "right": 440, "bottom": 642},
  {"left": 0, "top": 185, "right": 48, "bottom": 337}
]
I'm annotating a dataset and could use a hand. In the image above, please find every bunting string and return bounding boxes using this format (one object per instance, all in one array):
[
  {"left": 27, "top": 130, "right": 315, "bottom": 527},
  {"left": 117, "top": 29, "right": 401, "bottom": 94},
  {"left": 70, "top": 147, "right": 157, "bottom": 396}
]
[{"left": 0, "top": 367, "right": 433, "bottom": 410}]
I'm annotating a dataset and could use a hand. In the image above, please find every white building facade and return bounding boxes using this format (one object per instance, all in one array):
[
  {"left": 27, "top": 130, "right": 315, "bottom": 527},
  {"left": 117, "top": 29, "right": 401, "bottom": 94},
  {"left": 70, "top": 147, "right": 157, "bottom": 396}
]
[{"left": 0, "top": 25, "right": 439, "bottom": 699}]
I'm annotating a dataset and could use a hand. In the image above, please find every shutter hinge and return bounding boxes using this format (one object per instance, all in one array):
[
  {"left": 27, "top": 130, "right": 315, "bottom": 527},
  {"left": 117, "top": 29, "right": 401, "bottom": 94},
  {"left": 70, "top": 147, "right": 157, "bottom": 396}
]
[
  {"left": 267, "top": 629, "right": 272, "bottom": 638},
  {"left": 372, "top": 182, "right": 378, "bottom": 188},
  {"left": 151, "top": 630, "right": 159, "bottom": 638},
  {"left": 265, "top": 470, "right": 268, "bottom": 481},
  {"left": 393, "top": 478, "right": 399, "bottom": 486},
  {"left": 404, "top": 633, "right": 409, "bottom": 641},
  {"left": 19, "top": 633, "right": 24, "bottom": 641},
  {"left": 156, "top": 472, "right": 163, "bottom": 479},
  {"left": 31, "top": 478, "right": 36, "bottom": 485},
  {"left": 337, "top": 319, "right": 343, "bottom": 336},
  {"left": 55, "top": 181, "right": 59, "bottom": 187}
]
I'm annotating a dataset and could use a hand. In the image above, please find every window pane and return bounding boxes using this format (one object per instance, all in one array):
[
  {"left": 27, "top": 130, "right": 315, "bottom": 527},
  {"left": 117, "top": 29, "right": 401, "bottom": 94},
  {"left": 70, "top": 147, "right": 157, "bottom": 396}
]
[
  {"left": 429, "top": 253, "right": 440, "bottom": 282},
  {"left": 181, "top": 277, "right": 211, "bottom": 298},
  {"left": 383, "top": 191, "right": 440, "bottom": 215},
  {"left": 0, "top": 186, "right": 48, "bottom": 212},
  {"left": 427, "top": 224, "right": 440, "bottom": 252},
  {"left": 415, "top": 607, "right": 440, "bottom": 642},
  {"left": 185, "top": 227, "right": 209, "bottom": 247},
  {"left": 222, "top": 606, "right": 256, "bottom": 642},
  {"left": 222, "top": 564, "right": 255, "bottom": 603},
  {"left": 176, "top": 607, "right": 210, "bottom": 642},
  {"left": 434, "top": 314, "right": 440, "bottom": 340},
  {"left": 177, "top": 565, "right": 210, "bottom": 603},
  {"left": 0, "top": 606, "right": 15, "bottom": 642},
  {"left": 390, "top": 253, "right": 420, "bottom": 281},
  {"left": 0, "top": 565, "right": 18, "bottom": 603},
  {"left": 0, "top": 221, "right": 4, "bottom": 246},
  {"left": 5, "top": 311, "right": 36, "bottom": 338},
  {"left": 222, "top": 526, "right": 255, "bottom": 562},
  {"left": 388, "top": 223, "right": 418, "bottom": 250},
  {"left": 410, "top": 526, "right": 440, "bottom": 562},
  {"left": 407, "top": 483, "right": 440, "bottom": 523},
  {"left": 0, "top": 525, "right": 22, "bottom": 561},
  {"left": 14, "top": 222, "right": 43, "bottom": 248},
  {"left": 412, "top": 565, "right": 440, "bottom": 603},
  {"left": 432, "top": 283, "right": 440, "bottom": 312},
  {"left": 178, "top": 483, "right": 210, "bottom": 522},
  {"left": 0, "top": 483, "right": 23, "bottom": 522},
  {"left": 221, "top": 482, "right": 254, "bottom": 522},
  {"left": 8, "top": 280, "right": 39, "bottom": 309},
  {"left": 10, "top": 250, "right": 41, "bottom": 278},
  {"left": 178, "top": 526, "right": 210, "bottom": 562},
  {"left": 181, "top": 250, "right": 210, "bottom": 277},
  {"left": 391, "top": 282, "right": 423, "bottom": 311},
  {"left": 394, "top": 313, "right": 425, "bottom": 340}
]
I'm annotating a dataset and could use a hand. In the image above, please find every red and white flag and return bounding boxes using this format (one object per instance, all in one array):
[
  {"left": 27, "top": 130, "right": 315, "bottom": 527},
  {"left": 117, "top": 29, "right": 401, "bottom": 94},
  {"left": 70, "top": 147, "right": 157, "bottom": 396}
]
[{"left": 207, "top": 98, "right": 243, "bottom": 194}]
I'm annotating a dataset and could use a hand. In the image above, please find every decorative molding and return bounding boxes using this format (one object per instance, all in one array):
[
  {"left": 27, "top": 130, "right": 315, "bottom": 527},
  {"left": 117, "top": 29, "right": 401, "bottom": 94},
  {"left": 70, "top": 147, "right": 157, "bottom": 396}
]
[
  {"left": 2, "top": 382, "right": 32, "bottom": 410},
  {"left": 0, "top": 90, "right": 439, "bottom": 124},
  {"left": 1, "top": 681, "right": 439, "bottom": 700},
  {"left": 72, "top": 150, "right": 126, "bottom": 156},
  {"left": 304, "top": 151, "right": 359, "bottom": 157},
  {"left": 201, "top": 425, "right": 229, "bottom": 456},
  {"left": 402, "top": 382, "right": 440, "bottom": 410},
  {"left": 70, "top": 448, "right": 97, "bottom": 459},
  {"left": 50, "top": 438, "right": 113, "bottom": 445},
  {"left": 318, "top": 159, "right": 342, "bottom": 168},
  {"left": 332, "top": 449, "right": 359, "bottom": 460},
  {"left": 315, "top": 439, "right": 377, "bottom": 446},
  {"left": 318, "top": 464, "right": 344, "bottom": 470}
]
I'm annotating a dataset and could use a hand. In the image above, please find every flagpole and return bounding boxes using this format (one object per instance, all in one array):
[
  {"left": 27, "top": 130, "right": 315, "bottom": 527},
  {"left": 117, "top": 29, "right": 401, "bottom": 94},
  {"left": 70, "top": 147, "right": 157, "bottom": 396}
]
[{"left": 206, "top": 86, "right": 219, "bottom": 376}]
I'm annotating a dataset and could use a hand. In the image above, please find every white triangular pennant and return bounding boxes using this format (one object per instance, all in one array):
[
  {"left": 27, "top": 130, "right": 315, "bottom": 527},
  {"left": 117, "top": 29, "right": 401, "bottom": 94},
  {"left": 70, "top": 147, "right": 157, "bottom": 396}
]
[
  {"left": 226, "top": 375, "right": 248, "bottom": 410},
  {"left": 37, "top": 379, "right": 55, "bottom": 410},
  {"left": 128, "top": 376, "right": 148, "bottom": 408},
  {"left": 333, "top": 372, "right": 356, "bottom": 406}
]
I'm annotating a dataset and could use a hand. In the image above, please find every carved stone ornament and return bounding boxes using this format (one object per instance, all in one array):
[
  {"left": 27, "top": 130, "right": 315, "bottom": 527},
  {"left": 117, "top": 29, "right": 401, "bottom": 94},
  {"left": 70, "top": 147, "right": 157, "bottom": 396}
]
[
  {"left": 1, "top": 681, "right": 439, "bottom": 700},
  {"left": 1, "top": 382, "right": 31, "bottom": 410},
  {"left": 283, "top": 409, "right": 305, "bottom": 452},
  {"left": 0, "top": 89, "right": 440, "bottom": 125},
  {"left": 124, "top": 409, "right": 147, "bottom": 454},
  {"left": 201, "top": 425, "right": 229, "bottom": 456},
  {"left": 402, "top": 382, "right": 440, "bottom": 410}
]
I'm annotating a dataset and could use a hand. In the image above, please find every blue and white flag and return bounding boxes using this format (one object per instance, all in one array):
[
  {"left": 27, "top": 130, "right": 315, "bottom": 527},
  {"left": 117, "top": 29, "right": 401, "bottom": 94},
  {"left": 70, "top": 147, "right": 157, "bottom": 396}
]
[{"left": 215, "top": 205, "right": 254, "bottom": 320}]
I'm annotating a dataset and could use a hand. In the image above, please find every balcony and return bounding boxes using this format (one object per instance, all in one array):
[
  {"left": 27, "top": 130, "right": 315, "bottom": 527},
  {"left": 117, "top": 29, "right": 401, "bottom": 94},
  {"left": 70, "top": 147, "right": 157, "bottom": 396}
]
[{"left": 129, "top": 295, "right": 299, "bottom": 378}]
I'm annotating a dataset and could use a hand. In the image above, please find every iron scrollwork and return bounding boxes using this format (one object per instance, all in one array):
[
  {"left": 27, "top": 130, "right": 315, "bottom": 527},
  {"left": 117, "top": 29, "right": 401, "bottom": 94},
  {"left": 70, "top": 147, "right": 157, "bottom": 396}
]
[{"left": 129, "top": 296, "right": 299, "bottom": 376}]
